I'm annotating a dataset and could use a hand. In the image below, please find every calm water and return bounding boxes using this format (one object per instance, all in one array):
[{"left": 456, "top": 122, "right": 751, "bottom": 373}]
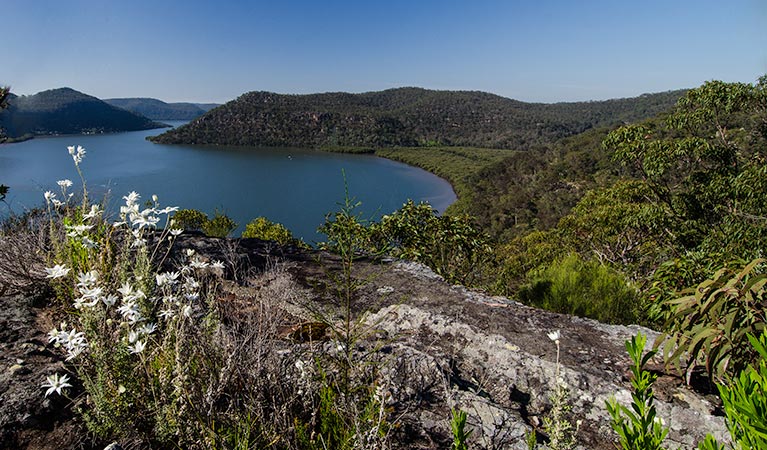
[{"left": 0, "top": 122, "right": 455, "bottom": 242}]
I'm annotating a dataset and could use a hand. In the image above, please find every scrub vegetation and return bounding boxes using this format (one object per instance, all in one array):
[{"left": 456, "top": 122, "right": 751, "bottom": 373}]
[{"left": 2, "top": 76, "right": 766, "bottom": 448}]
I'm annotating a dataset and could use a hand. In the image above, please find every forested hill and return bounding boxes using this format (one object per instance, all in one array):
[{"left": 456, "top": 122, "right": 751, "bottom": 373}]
[
  {"left": 148, "top": 87, "right": 685, "bottom": 149},
  {"left": 105, "top": 98, "right": 220, "bottom": 120},
  {"left": 0, "top": 88, "right": 166, "bottom": 141}
]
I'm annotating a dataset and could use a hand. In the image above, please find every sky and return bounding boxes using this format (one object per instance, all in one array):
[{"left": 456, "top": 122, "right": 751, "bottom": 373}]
[{"left": 5, "top": 0, "right": 766, "bottom": 104}]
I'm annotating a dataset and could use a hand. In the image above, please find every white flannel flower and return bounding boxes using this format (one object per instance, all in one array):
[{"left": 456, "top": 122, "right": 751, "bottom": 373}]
[
  {"left": 102, "top": 294, "right": 118, "bottom": 307},
  {"left": 123, "top": 191, "right": 140, "bottom": 206},
  {"left": 68, "top": 145, "right": 86, "bottom": 165},
  {"left": 138, "top": 323, "right": 157, "bottom": 335},
  {"left": 58, "top": 327, "right": 88, "bottom": 360},
  {"left": 117, "top": 301, "right": 142, "bottom": 323},
  {"left": 132, "top": 210, "right": 160, "bottom": 229},
  {"left": 158, "top": 309, "right": 175, "bottom": 320},
  {"left": 73, "top": 224, "right": 93, "bottom": 234},
  {"left": 189, "top": 259, "right": 209, "bottom": 269},
  {"left": 547, "top": 330, "right": 561, "bottom": 344},
  {"left": 57, "top": 179, "right": 73, "bottom": 190},
  {"left": 80, "top": 286, "right": 103, "bottom": 300},
  {"left": 73, "top": 295, "right": 99, "bottom": 309},
  {"left": 183, "top": 277, "right": 200, "bottom": 291},
  {"left": 169, "top": 228, "right": 183, "bottom": 236},
  {"left": 42, "top": 373, "right": 72, "bottom": 397},
  {"left": 48, "top": 324, "right": 66, "bottom": 345},
  {"left": 127, "top": 330, "right": 140, "bottom": 344},
  {"left": 181, "top": 304, "right": 193, "bottom": 318},
  {"left": 128, "top": 340, "right": 146, "bottom": 354},
  {"left": 43, "top": 191, "right": 56, "bottom": 203},
  {"left": 76, "top": 271, "right": 98, "bottom": 288},
  {"left": 44, "top": 264, "right": 70, "bottom": 279},
  {"left": 83, "top": 204, "right": 102, "bottom": 220},
  {"left": 156, "top": 271, "right": 181, "bottom": 288},
  {"left": 81, "top": 236, "right": 99, "bottom": 250},
  {"left": 117, "top": 282, "right": 145, "bottom": 302}
]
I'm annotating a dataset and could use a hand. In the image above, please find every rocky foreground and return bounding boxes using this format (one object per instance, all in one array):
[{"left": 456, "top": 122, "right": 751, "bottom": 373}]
[{"left": 0, "top": 235, "right": 727, "bottom": 449}]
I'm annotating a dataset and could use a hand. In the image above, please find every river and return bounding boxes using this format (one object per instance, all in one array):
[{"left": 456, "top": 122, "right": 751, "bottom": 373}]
[{"left": 0, "top": 121, "right": 456, "bottom": 242}]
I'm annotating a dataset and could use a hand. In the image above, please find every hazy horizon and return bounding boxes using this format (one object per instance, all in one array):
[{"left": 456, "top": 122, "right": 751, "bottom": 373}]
[{"left": 5, "top": 0, "right": 766, "bottom": 104}]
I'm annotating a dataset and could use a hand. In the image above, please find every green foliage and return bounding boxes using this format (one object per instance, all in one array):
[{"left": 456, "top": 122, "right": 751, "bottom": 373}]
[
  {"left": 203, "top": 211, "right": 237, "bottom": 238},
  {"left": 696, "top": 434, "right": 727, "bottom": 450},
  {"left": 172, "top": 208, "right": 209, "bottom": 231},
  {"left": 494, "top": 229, "right": 571, "bottom": 296},
  {"left": 150, "top": 87, "right": 683, "bottom": 150},
  {"left": 603, "top": 77, "right": 767, "bottom": 260},
  {"left": 0, "top": 87, "right": 162, "bottom": 139},
  {"left": 606, "top": 333, "right": 670, "bottom": 450},
  {"left": 493, "top": 76, "right": 767, "bottom": 323},
  {"left": 374, "top": 146, "right": 515, "bottom": 215},
  {"left": 558, "top": 180, "right": 673, "bottom": 275},
  {"left": 242, "top": 216, "right": 295, "bottom": 244},
  {"left": 369, "top": 200, "right": 493, "bottom": 285},
  {"left": 173, "top": 208, "right": 237, "bottom": 237},
  {"left": 712, "top": 331, "right": 767, "bottom": 449},
  {"left": 518, "top": 253, "right": 639, "bottom": 324},
  {"left": 525, "top": 430, "right": 538, "bottom": 450},
  {"left": 543, "top": 383, "right": 578, "bottom": 450},
  {"left": 465, "top": 126, "right": 627, "bottom": 240},
  {"left": 104, "top": 98, "right": 215, "bottom": 121},
  {"left": 645, "top": 251, "right": 740, "bottom": 325},
  {"left": 450, "top": 408, "right": 472, "bottom": 450},
  {"left": 317, "top": 196, "right": 374, "bottom": 257},
  {"left": 660, "top": 258, "right": 767, "bottom": 380}
]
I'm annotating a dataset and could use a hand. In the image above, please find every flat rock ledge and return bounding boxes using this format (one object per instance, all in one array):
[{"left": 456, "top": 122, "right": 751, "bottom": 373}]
[{"left": 340, "top": 259, "right": 728, "bottom": 449}]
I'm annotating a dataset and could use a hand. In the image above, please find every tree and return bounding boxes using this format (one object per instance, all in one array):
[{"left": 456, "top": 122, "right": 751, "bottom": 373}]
[{"left": 602, "top": 77, "right": 767, "bottom": 261}]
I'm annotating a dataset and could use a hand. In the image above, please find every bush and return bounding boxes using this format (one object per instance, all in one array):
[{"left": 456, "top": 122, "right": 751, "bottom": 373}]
[
  {"left": 172, "top": 208, "right": 208, "bottom": 231},
  {"left": 172, "top": 208, "right": 237, "bottom": 237},
  {"left": 202, "top": 210, "right": 237, "bottom": 238},
  {"left": 242, "top": 216, "right": 295, "bottom": 244},
  {"left": 660, "top": 258, "right": 767, "bottom": 381},
  {"left": 707, "top": 331, "right": 767, "bottom": 449},
  {"left": 518, "top": 253, "right": 639, "bottom": 324},
  {"left": 368, "top": 200, "right": 493, "bottom": 286}
]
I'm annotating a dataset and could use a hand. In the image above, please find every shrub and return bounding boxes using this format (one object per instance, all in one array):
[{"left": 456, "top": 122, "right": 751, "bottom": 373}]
[
  {"left": 518, "top": 253, "right": 639, "bottom": 324},
  {"left": 172, "top": 208, "right": 208, "bottom": 231},
  {"left": 173, "top": 208, "right": 237, "bottom": 237},
  {"left": 606, "top": 333, "right": 670, "bottom": 450},
  {"left": 202, "top": 210, "right": 237, "bottom": 237},
  {"left": 704, "top": 331, "right": 767, "bottom": 449},
  {"left": 242, "top": 216, "right": 295, "bottom": 244},
  {"left": 368, "top": 200, "right": 493, "bottom": 286},
  {"left": 659, "top": 258, "right": 767, "bottom": 381}
]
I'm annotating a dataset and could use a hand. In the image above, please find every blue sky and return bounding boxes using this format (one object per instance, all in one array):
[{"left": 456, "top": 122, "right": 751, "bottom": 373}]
[{"left": 5, "top": 0, "right": 766, "bottom": 103}]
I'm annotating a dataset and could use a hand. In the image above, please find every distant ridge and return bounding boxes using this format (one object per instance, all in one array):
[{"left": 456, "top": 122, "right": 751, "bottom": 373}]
[
  {"left": 0, "top": 88, "right": 166, "bottom": 142},
  {"left": 149, "top": 87, "right": 685, "bottom": 150},
  {"left": 105, "top": 98, "right": 220, "bottom": 121}
]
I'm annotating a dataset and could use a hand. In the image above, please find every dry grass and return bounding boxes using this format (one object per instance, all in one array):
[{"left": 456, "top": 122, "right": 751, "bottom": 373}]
[{"left": 0, "top": 210, "right": 50, "bottom": 295}]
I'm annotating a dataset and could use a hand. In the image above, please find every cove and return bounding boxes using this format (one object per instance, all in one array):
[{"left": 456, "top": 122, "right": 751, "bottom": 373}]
[{"left": 0, "top": 121, "right": 456, "bottom": 242}]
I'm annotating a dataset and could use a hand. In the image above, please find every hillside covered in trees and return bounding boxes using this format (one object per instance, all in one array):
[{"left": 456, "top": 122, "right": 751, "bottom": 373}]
[
  {"left": 0, "top": 88, "right": 166, "bottom": 142},
  {"left": 149, "top": 87, "right": 684, "bottom": 149},
  {"left": 104, "top": 98, "right": 220, "bottom": 120}
]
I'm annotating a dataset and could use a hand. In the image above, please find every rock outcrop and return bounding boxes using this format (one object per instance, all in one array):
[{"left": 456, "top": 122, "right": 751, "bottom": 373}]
[{"left": 0, "top": 235, "right": 728, "bottom": 449}]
